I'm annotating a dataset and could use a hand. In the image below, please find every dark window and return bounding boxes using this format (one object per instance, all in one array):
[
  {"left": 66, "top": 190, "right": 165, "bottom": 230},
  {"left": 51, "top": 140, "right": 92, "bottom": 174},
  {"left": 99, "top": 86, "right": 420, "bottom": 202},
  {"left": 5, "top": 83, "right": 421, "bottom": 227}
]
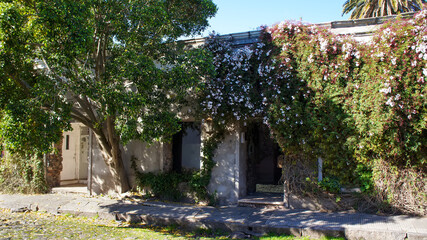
[
  {"left": 65, "top": 135, "right": 70, "bottom": 150},
  {"left": 172, "top": 122, "right": 201, "bottom": 172}
]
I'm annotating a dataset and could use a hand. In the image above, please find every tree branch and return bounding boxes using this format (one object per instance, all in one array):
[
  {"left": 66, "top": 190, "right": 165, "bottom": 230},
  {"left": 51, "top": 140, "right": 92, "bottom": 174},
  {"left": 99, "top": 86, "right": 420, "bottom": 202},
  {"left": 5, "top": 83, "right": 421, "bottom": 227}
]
[
  {"left": 83, "top": 96, "right": 99, "bottom": 121},
  {"left": 70, "top": 108, "right": 93, "bottom": 129},
  {"left": 72, "top": 95, "right": 98, "bottom": 123}
]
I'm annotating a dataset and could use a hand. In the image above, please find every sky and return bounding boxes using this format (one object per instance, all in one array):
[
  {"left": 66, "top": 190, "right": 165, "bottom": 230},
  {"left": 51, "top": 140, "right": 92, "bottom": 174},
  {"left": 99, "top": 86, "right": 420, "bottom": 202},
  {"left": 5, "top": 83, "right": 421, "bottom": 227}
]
[{"left": 196, "top": 0, "right": 351, "bottom": 37}]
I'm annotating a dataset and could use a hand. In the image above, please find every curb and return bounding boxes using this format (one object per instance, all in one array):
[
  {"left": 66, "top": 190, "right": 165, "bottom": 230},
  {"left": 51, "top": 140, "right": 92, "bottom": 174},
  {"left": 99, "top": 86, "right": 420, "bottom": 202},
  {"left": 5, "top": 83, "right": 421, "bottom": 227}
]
[
  {"left": 112, "top": 211, "right": 421, "bottom": 240},
  {"left": 1, "top": 194, "right": 426, "bottom": 240}
]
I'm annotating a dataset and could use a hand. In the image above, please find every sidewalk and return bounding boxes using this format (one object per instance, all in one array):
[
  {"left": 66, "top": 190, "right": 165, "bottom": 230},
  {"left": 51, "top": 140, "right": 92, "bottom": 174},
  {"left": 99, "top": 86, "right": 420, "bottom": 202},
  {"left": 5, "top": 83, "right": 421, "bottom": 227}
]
[{"left": 0, "top": 193, "right": 426, "bottom": 240}]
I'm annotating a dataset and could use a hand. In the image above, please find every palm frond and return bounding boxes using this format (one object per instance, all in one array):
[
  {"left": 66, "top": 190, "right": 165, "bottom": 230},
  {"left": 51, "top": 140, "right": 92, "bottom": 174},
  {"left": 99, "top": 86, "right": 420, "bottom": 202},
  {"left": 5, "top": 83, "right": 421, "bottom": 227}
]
[{"left": 343, "top": 0, "right": 426, "bottom": 19}]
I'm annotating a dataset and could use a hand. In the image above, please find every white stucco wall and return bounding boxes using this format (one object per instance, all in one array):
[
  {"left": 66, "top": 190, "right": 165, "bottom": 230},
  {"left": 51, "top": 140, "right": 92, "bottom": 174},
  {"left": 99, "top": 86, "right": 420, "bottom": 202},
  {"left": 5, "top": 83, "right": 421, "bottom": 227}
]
[
  {"left": 88, "top": 125, "right": 248, "bottom": 205},
  {"left": 90, "top": 138, "right": 162, "bottom": 195},
  {"left": 90, "top": 139, "right": 116, "bottom": 195},
  {"left": 121, "top": 140, "right": 162, "bottom": 187}
]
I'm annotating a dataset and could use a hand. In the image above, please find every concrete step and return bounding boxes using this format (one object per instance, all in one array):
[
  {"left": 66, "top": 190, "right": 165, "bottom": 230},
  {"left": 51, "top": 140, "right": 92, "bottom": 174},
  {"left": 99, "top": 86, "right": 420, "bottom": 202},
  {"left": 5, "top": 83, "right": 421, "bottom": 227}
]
[
  {"left": 60, "top": 179, "right": 87, "bottom": 186},
  {"left": 238, "top": 193, "right": 285, "bottom": 209},
  {"left": 51, "top": 184, "right": 88, "bottom": 195},
  {"left": 238, "top": 200, "right": 285, "bottom": 209}
]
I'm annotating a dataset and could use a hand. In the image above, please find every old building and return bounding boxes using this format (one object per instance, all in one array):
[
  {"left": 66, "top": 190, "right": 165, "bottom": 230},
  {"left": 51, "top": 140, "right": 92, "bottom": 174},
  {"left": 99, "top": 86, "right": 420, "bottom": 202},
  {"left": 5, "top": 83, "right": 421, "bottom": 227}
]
[{"left": 56, "top": 12, "right": 415, "bottom": 205}]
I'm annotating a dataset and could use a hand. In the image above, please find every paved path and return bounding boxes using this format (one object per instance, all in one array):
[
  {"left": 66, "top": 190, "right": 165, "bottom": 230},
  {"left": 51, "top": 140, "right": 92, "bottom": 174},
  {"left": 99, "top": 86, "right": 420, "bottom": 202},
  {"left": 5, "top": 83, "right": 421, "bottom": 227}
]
[{"left": 0, "top": 193, "right": 426, "bottom": 240}]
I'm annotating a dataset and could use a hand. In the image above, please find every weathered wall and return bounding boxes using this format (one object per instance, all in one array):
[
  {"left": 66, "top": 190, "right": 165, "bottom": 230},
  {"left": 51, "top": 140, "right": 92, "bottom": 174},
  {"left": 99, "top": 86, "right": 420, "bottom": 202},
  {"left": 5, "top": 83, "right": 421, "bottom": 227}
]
[
  {"left": 162, "top": 142, "right": 173, "bottom": 172},
  {"left": 88, "top": 125, "right": 248, "bottom": 204},
  {"left": 90, "top": 138, "right": 116, "bottom": 195},
  {"left": 207, "top": 128, "right": 247, "bottom": 205},
  {"left": 238, "top": 131, "right": 247, "bottom": 198},
  {"left": 90, "top": 138, "right": 163, "bottom": 195},
  {"left": 122, "top": 140, "right": 162, "bottom": 187}
]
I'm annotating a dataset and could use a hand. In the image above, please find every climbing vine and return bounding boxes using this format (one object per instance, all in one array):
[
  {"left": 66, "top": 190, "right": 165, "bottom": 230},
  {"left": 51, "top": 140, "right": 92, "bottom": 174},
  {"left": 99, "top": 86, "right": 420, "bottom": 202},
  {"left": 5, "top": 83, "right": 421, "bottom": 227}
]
[
  {"left": 197, "top": 11, "right": 426, "bottom": 214},
  {"left": 189, "top": 130, "right": 223, "bottom": 204},
  {"left": 133, "top": 11, "right": 426, "bottom": 213},
  {"left": 198, "top": 34, "right": 266, "bottom": 124},
  {"left": 265, "top": 21, "right": 362, "bottom": 184}
]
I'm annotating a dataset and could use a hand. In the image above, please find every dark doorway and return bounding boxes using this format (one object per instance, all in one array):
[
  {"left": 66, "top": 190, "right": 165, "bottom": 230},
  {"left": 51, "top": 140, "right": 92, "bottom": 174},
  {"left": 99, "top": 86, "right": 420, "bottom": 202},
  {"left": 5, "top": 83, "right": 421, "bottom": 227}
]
[
  {"left": 246, "top": 123, "right": 282, "bottom": 194},
  {"left": 172, "top": 122, "right": 201, "bottom": 172}
]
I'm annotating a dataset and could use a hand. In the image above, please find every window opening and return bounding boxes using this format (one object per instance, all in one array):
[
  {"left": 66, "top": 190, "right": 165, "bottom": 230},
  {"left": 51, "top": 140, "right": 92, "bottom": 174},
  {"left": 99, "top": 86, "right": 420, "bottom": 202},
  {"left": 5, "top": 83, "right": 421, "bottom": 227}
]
[
  {"left": 65, "top": 135, "right": 70, "bottom": 150},
  {"left": 172, "top": 122, "right": 201, "bottom": 172}
]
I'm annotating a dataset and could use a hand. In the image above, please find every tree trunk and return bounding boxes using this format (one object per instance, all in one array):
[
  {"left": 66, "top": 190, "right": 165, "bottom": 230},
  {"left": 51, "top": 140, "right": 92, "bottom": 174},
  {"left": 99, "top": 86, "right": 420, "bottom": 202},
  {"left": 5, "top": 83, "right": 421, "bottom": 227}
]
[
  {"left": 93, "top": 116, "right": 130, "bottom": 195},
  {"left": 106, "top": 141, "right": 130, "bottom": 194}
]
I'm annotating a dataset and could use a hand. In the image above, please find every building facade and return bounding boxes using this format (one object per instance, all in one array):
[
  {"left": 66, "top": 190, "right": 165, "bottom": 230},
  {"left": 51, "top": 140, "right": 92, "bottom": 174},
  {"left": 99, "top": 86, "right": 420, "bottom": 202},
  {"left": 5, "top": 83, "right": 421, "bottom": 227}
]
[{"left": 56, "top": 13, "right": 415, "bottom": 204}]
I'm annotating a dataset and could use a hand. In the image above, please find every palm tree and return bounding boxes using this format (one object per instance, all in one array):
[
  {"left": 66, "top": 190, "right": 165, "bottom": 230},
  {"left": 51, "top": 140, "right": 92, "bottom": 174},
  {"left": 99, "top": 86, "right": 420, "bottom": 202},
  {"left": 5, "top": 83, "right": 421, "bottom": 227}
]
[{"left": 342, "top": 0, "right": 426, "bottom": 19}]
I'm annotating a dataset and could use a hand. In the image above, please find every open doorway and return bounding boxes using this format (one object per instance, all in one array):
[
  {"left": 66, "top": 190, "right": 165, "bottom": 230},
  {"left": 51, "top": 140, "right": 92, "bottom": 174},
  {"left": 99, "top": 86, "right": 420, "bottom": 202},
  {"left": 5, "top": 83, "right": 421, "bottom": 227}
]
[{"left": 246, "top": 123, "right": 282, "bottom": 194}]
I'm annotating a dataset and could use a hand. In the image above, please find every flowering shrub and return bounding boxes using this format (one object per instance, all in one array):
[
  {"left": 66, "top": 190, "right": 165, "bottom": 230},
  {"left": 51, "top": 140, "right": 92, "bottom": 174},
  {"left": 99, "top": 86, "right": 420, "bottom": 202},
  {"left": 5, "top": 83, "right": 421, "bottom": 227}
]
[
  {"left": 265, "top": 22, "right": 361, "bottom": 183},
  {"left": 262, "top": 10, "right": 426, "bottom": 175},
  {"left": 351, "top": 12, "right": 427, "bottom": 168},
  {"left": 265, "top": 12, "right": 426, "bottom": 213},
  {"left": 199, "top": 11, "right": 426, "bottom": 214},
  {"left": 199, "top": 34, "right": 265, "bottom": 126}
]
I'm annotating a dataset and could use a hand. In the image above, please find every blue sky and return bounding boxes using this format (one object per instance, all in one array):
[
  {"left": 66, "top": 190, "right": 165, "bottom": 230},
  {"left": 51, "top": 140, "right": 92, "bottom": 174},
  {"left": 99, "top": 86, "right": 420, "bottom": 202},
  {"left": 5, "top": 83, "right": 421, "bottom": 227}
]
[{"left": 198, "top": 0, "right": 351, "bottom": 36}]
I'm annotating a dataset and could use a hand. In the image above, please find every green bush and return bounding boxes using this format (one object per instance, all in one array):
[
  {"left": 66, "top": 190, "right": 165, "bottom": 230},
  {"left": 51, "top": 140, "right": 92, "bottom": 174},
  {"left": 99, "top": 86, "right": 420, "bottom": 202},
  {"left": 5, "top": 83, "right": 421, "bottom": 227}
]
[
  {"left": 133, "top": 134, "right": 221, "bottom": 204},
  {"left": 354, "top": 164, "right": 374, "bottom": 193},
  {"left": 134, "top": 171, "right": 191, "bottom": 201},
  {"left": 0, "top": 152, "right": 48, "bottom": 194},
  {"left": 319, "top": 177, "right": 341, "bottom": 193}
]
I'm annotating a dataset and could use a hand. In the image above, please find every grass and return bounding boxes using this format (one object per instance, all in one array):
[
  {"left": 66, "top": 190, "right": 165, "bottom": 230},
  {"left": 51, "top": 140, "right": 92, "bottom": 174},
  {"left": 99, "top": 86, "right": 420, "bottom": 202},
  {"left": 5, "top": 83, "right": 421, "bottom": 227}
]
[{"left": 0, "top": 208, "right": 345, "bottom": 239}]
